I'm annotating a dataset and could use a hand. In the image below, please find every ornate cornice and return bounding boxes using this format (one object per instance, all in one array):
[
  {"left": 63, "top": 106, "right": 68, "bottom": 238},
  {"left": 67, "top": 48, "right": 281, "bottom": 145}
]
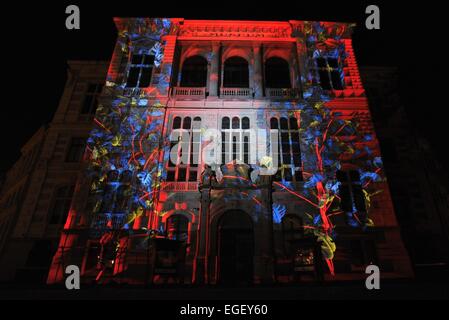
[{"left": 177, "top": 20, "right": 292, "bottom": 40}]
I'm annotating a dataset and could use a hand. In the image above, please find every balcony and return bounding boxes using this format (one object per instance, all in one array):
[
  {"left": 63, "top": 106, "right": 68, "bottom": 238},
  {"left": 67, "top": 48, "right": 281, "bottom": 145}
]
[
  {"left": 265, "top": 88, "right": 300, "bottom": 99},
  {"left": 173, "top": 87, "right": 206, "bottom": 99},
  {"left": 220, "top": 87, "right": 252, "bottom": 99}
]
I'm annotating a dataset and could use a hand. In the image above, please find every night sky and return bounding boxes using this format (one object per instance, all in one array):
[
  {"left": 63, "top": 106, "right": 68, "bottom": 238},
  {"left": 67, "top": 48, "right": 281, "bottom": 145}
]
[{"left": 3, "top": 1, "right": 446, "bottom": 176}]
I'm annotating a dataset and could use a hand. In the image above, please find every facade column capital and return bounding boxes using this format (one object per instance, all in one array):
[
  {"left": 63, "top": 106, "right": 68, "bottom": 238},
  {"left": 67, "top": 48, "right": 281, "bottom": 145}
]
[{"left": 252, "top": 43, "right": 262, "bottom": 52}]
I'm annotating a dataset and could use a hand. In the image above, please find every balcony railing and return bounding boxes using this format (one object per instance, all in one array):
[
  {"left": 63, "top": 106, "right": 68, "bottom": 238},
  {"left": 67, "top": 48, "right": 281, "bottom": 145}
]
[
  {"left": 265, "top": 88, "right": 300, "bottom": 99},
  {"left": 161, "top": 182, "right": 199, "bottom": 192},
  {"left": 123, "top": 87, "right": 144, "bottom": 97},
  {"left": 89, "top": 213, "right": 127, "bottom": 238},
  {"left": 173, "top": 87, "right": 206, "bottom": 99},
  {"left": 220, "top": 87, "right": 252, "bottom": 98}
]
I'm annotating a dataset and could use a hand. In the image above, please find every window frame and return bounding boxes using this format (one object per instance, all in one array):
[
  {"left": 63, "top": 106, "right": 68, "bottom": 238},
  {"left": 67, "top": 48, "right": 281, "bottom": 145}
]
[
  {"left": 223, "top": 56, "right": 250, "bottom": 88},
  {"left": 180, "top": 55, "right": 208, "bottom": 88},
  {"left": 65, "top": 137, "right": 86, "bottom": 163},
  {"left": 270, "top": 116, "right": 303, "bottom": 182},
  {"left": 264, "top": 57, "right": 292, "bottom": 89},
  {"left": 81, "top": 83, "right": 103, "bottom": 115},
  {"left": 166, "top": 116, "right": 202, "bottom": 182},
  {"left": 221, "top": 116, "right": 251, "bottom": 165},
  {"left": 48, "top": 185, "right": 75, "bottom": 225},
  {"left": 125, "top": 53, "right": 155, "bottom": 88},
  {"left": 337, "top": 170, "right": 367, "bottom": 214},
  {"left": 315, "top": 57, "right": 344, "bottom": 91}
]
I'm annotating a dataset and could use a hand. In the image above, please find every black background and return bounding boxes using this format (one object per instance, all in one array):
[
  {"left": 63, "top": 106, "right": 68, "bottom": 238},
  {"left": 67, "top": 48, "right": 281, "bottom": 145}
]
[{"left": 3, "top": 1, "right": 446, "bottom": 175}]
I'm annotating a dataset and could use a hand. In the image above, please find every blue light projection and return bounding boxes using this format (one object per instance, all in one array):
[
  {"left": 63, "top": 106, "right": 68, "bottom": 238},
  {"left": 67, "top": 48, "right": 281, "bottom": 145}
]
[{"left": 86, "top": 18, "right": 174, "bottom": 244}]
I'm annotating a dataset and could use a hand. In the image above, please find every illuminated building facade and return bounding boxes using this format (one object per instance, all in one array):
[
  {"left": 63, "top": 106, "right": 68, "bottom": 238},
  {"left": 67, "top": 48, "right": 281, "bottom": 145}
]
[{"left": 7, "top": 18, "right": 415, "bottom": 285}]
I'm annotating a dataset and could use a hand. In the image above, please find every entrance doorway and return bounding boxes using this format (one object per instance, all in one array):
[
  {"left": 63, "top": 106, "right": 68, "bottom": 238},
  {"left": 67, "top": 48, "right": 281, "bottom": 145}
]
[{"left": 217, "top": 210, "right": 254, "bottom": 284}]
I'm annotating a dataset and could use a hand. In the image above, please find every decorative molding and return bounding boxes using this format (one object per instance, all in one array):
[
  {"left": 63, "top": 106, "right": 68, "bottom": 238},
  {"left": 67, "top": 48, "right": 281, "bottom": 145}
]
[{"left": 178, "top": 23, "right": 291, "bottom": 39}]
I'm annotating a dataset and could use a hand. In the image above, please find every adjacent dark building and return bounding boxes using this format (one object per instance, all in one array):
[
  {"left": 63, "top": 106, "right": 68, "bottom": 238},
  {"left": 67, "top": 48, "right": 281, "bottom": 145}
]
[{"left": 361, "top": 66, "right": 449, "bottom": 277}]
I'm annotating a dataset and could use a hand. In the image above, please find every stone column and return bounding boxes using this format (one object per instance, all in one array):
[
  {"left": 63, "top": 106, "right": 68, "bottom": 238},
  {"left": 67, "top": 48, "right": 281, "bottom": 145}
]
[
  {"left": 253, "top": 185, "right": 275, "bottom": 284},
  {"left": 208, "top": 42, "right": 220, "bottom": 97},
  {"left": 253, "top": 44, "right": 264, "bottom": 98},
  {"left": 295, "top": 40, "right": 307, "bottom": 92},
  {"left": 290, "top": 45, "right": 301, "bottom": 91},
  {"left": 194, "top": 182, "right": 211, "bottom": 284}
]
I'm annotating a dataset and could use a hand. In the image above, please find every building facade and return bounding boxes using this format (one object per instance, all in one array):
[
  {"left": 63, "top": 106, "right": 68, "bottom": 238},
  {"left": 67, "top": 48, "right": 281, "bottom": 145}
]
[
  {"left": 361, "top": 67, "right": 449, "bottom": 277},
  {"left": 0, "top": 61, "right": 108, "bottom": 282},
  {"left": 0, "top": 127, "right": 46, "bottom": 269},
  {"left": 1, "top": 18, "right": 414, "bottom": 285}
]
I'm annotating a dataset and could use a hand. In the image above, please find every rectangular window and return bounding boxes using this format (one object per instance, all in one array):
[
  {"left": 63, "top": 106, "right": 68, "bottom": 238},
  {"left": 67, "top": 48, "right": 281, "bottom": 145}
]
[
  {"left": 49, "top": 186, "right": 75, "bottom": 224},
  {"left": 349, "top": 239, "right": 378, "bottom": 267},
  {"left": 81, "top": 83, "right": 103, "bottom": 114},
  {"left": 126, "top": 53, "right": 155, "bottom": 88},
  {"left": 337, "top": 170, "right": 367, "bottom": 213},
  {"left": 316, "top": 57, "right": 344, "bottom": 90},
  {"left": 220, "top": 117, "right": 251, "bottom": 165},
  {"left": 270, "top": 117, "right": 303, "bottom": 182},
  {"left": 66, "top": 137, "right": 86, "bottom": 163}
]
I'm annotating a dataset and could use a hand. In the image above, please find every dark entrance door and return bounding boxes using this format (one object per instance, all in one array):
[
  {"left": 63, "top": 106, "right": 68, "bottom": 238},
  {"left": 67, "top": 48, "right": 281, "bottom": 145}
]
[{"left": 218, "top": 210, "right": 254, "bottom": 284}]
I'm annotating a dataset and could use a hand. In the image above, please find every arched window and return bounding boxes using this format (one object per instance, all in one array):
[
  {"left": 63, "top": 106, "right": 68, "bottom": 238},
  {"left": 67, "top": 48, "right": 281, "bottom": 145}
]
[
  {"left": 289, "top": 117, "right": 299, "bottom": 130},
  {"left": 265, "top": 57, "right": 291, "bottom": 88},
  {"left": 223, "top": 56, "right": 249, "bottom": 88},
  {"left": 180, "top": 56, "right": 208, "bottom": 87},
  {"left": 280, "top": 117, "right": 289, "bottom": 130},
  {"left": 172, "top": 116, "right": 182, "bottom": 129},
  {"left": 193, "top": 117, "right": 202, "bottom": 129},
  {"left": 182, "top": 117, "right": 192, "bottom": 130},
  {"left": 242, "top": 117, "right": 250, "bottom": 130},
  {"left": 232, "top": 117, "right": 240, "bottom": 129},
  {"left": 222, "top": 117, "right": 230, "bottom": 129},
  {"left": 167, "top": 215, "right": 189, "bottom": 241}
]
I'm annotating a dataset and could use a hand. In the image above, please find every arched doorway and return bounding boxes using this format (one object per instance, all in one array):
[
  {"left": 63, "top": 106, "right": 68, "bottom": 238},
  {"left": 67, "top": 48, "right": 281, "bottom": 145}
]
[{"left": 217, "top": 210, "right": 254, "bottom": 284}]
